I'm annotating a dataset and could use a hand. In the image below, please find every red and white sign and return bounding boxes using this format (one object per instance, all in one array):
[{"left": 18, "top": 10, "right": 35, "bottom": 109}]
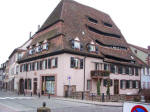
[{"left": 123, "top": 102, "right": 150, "bottom": 112}]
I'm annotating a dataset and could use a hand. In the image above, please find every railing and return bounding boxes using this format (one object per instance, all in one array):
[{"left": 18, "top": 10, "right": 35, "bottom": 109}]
[{"left": 91, "top": 70, "right": 110, "bottom": 78}]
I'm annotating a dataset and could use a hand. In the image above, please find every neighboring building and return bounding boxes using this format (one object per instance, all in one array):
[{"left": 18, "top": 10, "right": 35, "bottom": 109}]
[
  {"left": 18, "top": 0, "right": 141, "bottom": 96},
  {"left": 0, "top": 67, "right": 4, "bottom": 88},
  {"left": 7, "top": 38, "right": 32, "bottom": 92},
  {"left": 1, "top": 61, "right": 8, "bottom": 89},
  {"left": 129, "top": 44, "right": 150, "bottom": 89}
]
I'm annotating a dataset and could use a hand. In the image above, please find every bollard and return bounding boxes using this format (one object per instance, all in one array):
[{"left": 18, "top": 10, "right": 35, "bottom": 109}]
[
  {"left": 37, "top": 102, "right": 51, "bottom": 112},
  {"left": 92, "top": 93, "right": 94, "bottom": 101},
  {"left": 38, "top": 92, "right": 40, "bottom": 98},
  {"left": 24, "top": 91, "right": 26, "bottom": 96},
  {"left": 102, "top": 93, "right": 105, "bottom": 102},
  {"left": 31, "top": 92, "right": 32, "bottom": 97},
  {"left": 48, "top": 94, "right": 50, "bottom": 99},
  {"left": 82, "top": 92, "right": 84, "bottom": 100}
]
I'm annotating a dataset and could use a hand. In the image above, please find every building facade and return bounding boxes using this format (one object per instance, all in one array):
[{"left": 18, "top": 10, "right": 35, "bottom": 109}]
[
  {"left": 129, "top": 44, "right": 150, "bottom": 89},
  {"left": 16, "top": 0, "right": 141, "bottom": 96}
]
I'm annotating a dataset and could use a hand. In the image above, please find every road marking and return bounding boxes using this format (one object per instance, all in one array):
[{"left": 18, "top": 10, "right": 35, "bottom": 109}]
[{"left": 0, "top": 97, "right": 35, "bottom": 100}]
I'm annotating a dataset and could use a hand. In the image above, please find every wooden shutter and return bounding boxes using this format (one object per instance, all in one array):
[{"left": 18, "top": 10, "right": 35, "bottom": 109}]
[
  {"left": 55, "top": 58, "right": 58, "bottom": 68},
  {"left": 70, "top": 57, "right": 74, "bottom": 68},
  {"left": 80, "top": 59, "right": 83, "bottom": 69},
  {"left": 48, "top": 59, "right": 51, "bottom": 69},
  {"left": 45, "top": 60, "right": 47, "bottom": 69},
  {"left": 120, "top": 80, "right": 123, "bottom": 89},
  {"left": 95, "top": 46, "right": 98, "bottom": 54}
]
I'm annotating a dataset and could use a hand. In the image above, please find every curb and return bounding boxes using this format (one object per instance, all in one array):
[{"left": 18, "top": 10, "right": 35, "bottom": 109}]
[{"left": 55, "top": 98, "right": 123, "bottom": 107}]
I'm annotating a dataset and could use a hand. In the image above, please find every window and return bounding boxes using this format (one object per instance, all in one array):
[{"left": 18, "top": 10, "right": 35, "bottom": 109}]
[
  {"left": 87, "top": 80, "right": 91, "bottom": 90},
  {"left": 103, "top": 79, "right": 112, "bottom": 87},
  {"left": 87, "top": 16, "right": 98, "bottom": 23},
  {"left": 28, "top": 79, "right": 32, "bottom": 90},
  {"left": 45, "top": 60, "right": 47, "bottom": 69},
  {"left": 136, "top": 81, "right": 139, "bottom": 88},
  {"left": 129, "top": 80, "right": 132, "bottom": 89},
  {"left": 142, "top": 68, "right": 145, "bottom": 75},
  {"left": 131, "top": 67, "right": 134, "bottom": 75},
  {"left": 125, "top": 67, "right": 129, "bottom": 74},
  {"left": 43, "top": 43, "right": 49, "bottom": 50},
  {"left": 118, "top": 66, "right": 123, "bottom": 74},
  {"left": 40, "top": 61, "right": 43, "bottom": 70},
  {"left": 48, "top": 59, "right": 51, "bottom": 69},
  {"left": 135, "top": 68, "right": 139, "bottom": 76},
  {"left": 74, "top": 41, "right": 80, "bottom": 49},
  {"left": 37, "top": 62, "right": 39, "bottom": 70},
  {"left": 146, "top": 67, "right": 149, "bottom": 75},
  {"left": 87, "top": 25, "right": 121, "bottom": 38},
  {"left": 32, "top": 62, "right": 35, "bottom": 71},
  {"left": 51, "top": 58, "right": 58, "bottom": 68},
  {"left": 104, "top": 64, "right": 108, "bottom": 70},
  {"left": 95, "top": 63, "right": 99, "bottom": 70},
  {"left": 126, "top": 80, "right": 130, "bottom": 89},
  {"left": 134, "top": 50, "right": 137, "bottom": 54},
  {"left": 103, "top": 22, "right": 112, "bottom": 27},
  {"left": 110, "top": 64, "right": 115, "bottom": 73},
  {"left": 70, "top": 57, "right": 83, "bottom": 69},
  {"left": 29, "top": 49, "right": 34, "bottom": 55},
  {"left": 120, "top": 80, "right": 126, "bottom": 89},
  {"left": 132, "top": 81, "right": 136, "bottom": 88},
  {"left": 89, "top": 45, "right": 96, "bottom": 52}
]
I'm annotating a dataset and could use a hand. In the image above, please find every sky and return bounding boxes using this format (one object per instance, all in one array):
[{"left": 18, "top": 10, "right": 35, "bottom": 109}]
[{"left": 0, "top": 0, "right": 150, "bottom": 64}]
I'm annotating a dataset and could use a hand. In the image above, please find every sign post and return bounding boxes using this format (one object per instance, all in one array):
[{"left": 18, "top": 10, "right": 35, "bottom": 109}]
[{"left": 67, "top": 76, "right": 71, "bottom": 97}]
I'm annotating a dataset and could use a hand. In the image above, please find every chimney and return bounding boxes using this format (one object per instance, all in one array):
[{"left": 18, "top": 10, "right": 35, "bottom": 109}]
[
  {"left": 38, "top": 25, "right": 40, "bottom": 30},
  {"left": 29, "top": 32, "right": 32, "bottom": 39}
]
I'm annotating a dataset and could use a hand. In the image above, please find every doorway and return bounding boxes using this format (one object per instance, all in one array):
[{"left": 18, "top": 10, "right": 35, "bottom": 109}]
[
  {"left": 19, "top": 79, "right": 24, "bottom": 94},
  {"left": 33, "top": 78, "right": 37, "bottom": 95},
  {"left": 114, "top": 80, "right": 119, "bottom": 94}
]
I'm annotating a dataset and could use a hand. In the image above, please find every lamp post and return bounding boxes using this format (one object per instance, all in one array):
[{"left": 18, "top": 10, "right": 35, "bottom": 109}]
[{"left": 83, "top": 56, "right": 86, "bottom": 100}]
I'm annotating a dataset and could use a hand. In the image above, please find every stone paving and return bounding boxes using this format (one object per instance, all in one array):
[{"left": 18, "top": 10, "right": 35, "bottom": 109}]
[{"left": 0, "top": 90, "right": 123, "bottom": 112}]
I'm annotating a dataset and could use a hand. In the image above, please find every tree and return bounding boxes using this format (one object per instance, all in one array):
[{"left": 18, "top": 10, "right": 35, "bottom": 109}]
[
  {"left": 97, "top": 79, "right": 101, "bottom": 96},
  {"left": 106, "top": 79, "right": 110, "bottom": 97}
]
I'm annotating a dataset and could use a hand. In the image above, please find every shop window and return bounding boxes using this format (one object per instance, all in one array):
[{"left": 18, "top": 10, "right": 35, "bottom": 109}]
[{"left": 87, "top": 80, "right": 91, "bottom": 90}]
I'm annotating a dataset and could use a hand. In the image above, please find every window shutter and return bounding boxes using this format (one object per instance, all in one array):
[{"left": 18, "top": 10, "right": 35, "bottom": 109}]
[
  {"left": 55, "top": 58, "right": 58, "bottom": 68},
  {"left": 37, "top": 62, "right": 39, "bottom": 70},
  {"left": 45, "top": 60, "right": 47, "bottom": 69},
  {"left": 120, "top": 80, "right": 123, "bottom": 89},
  {"left": 126, "top": 80, "right": 129, "bottom": 89},
  {"left": 87, "top": 44, "right": 90, "bottom": 52},
  {"left": 48, "top": 59, "right": 51, "bottom": 69},
  {"left": 80, "top": 43, "right": 83, "bottom": 51},
  {"left": 95, "top": 46, "right": 99, "bottom": 54},
  {"left": 26, "top": 64, "right": 28, "bottom": 71},
  {"left": 103, "top": 79, "right": 107, "bottom": 87},
  {"left": 71, "top": 40, "right": 74, "bottom": 49},
  {"left": 70, "top": 57, "right": 74, "bottom": 68},
  {"left": 110, "top": 80, "right": 113, "bottom": 86},
  {"left": 80, "top": 59, "right": 83, "bottom": 69}
]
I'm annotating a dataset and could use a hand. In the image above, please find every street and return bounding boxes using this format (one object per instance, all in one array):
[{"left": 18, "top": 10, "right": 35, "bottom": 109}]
[{"left": 0, "top": 90, "right": 122, "bottom": 112}]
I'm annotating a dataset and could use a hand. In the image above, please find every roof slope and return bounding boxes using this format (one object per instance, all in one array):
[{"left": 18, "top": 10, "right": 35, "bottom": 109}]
[{"left": 20, "top": 0, "right": 142, "bottom": 66}]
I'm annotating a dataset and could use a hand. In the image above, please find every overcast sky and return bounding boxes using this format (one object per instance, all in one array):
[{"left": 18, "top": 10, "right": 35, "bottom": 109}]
[{"left": 0, "top": 0, "right": 150, "bottom": 64}]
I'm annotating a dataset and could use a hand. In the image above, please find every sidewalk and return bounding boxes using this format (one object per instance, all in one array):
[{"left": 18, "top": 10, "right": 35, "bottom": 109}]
[{"left": 55, "top": 97, "right": 123, "bottom": 107}]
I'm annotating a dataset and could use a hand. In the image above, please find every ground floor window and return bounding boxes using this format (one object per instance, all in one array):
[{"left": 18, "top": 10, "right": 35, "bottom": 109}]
[
  {"left": 42, "top": 76, "right": 55, "bottom": 94},
  {"left": 87, "top": 80, "right": 91, "bottom": 90}
]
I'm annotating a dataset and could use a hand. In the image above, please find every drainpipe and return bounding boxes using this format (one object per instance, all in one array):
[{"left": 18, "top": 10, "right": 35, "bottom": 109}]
[{"left": 83, "top": 56, "right": 86, "bottom": 100}]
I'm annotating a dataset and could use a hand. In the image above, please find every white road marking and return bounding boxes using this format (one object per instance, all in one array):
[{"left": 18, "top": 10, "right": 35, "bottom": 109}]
[{"left": 0, "top": 97, "right": 35, "bottom": 100}]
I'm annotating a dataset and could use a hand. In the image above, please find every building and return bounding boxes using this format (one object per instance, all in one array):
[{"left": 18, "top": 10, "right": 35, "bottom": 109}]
[
  {"left": 129, "top": 44, "right": 150, "bottom": 89},
  {"left": 7, "top": 37, "right": 33, "bottom": 92},
  {"left": 18, "top": 0, "right": 141, "bottom": 96}
]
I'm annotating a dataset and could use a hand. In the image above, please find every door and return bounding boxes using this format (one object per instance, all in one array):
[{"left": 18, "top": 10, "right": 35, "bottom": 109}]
[
  {"left": 19, "top": 79, "right": 24, "bottom": 94},
  {"left": 114, "top": 80, "right": 119, "bottom": 94},
  {"left": 33, "top": 82, "right": 37, "bottom": 94}
]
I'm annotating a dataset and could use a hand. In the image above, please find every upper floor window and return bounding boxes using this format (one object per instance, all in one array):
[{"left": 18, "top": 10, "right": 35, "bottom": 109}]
[
  {"left": 110, "top": 64, "right": 115, "bottom": 73},
  {"left": 135, "top": 68, "right": 139, "bottom": 76},
  {"left": 43, "top": 43, "right": 49, "bottom": 50},
  {"left": 71, "top": 37, "right": 82, "bottom": 50},
  {"left": 87, "top": 16, "right": 98, "bottom": 23},
  {"left": 118, "top": 66, "right": 123, "bottom": 74},
  {"left": 70, "top": 57, "right": 83, "bottom": 69},
  {"left": 51, "top": 58, "right": 58, "bottom": 68},
  {"left": 125, "top": 67, "right": 129, "bottom": 75}
]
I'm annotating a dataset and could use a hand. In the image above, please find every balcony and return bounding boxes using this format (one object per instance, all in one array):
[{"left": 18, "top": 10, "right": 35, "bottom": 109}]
[{"left": 91, "top": 70, "right": 110, "bottom": 79}]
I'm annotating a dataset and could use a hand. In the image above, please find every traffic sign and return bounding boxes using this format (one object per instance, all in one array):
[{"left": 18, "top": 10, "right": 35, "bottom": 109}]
[{"left": 131, "top": 105, "right": 148, "bottom": 112}]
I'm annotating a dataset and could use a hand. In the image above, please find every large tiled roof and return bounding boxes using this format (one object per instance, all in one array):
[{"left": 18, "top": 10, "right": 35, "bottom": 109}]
[
  {"left": 19, "top": 0, "right": 142, "bottom": 66},
  {"left": 129, "top": 43, "right": 148, "bottom": 53}
]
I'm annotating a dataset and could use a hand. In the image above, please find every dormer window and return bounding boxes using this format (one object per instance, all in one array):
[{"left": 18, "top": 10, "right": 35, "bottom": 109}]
[
  {"left": 71, "top": 37, "right": 81, "bottom": 49},
  {"left": 88, "top": 41, "right": 98, "bottom": 53},
  {"left": 43, "top": 43, "right": 49, "bottom": 50},
  {"left": 35, "top": 43, "right": 42, "bottom": 53}
]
